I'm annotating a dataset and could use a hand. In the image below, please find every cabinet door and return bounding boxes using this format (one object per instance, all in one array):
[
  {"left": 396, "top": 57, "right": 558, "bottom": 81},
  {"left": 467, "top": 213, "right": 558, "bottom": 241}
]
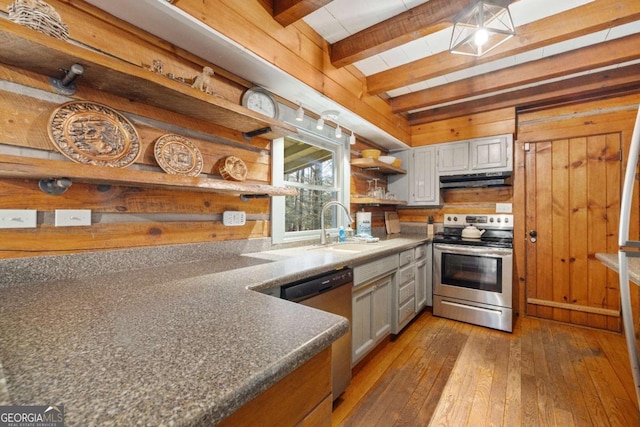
[
  {"left": 425, "top": 242, "right": 433, "bottom": 307},
  {"left": 387, "top": 150, "right": 411, "bottom": 202},
  {"left": 415, "top": 259, "right": 427, "bottom": 311},
  {"left": 437, "top": 141, "right": 469, "bottom": 175},
  {"left": 471, "top": 137, "right": 508, "bottom": 170},
  {"left": 410, "top": 146, "right": 440, "bottom": 205},
  {"left": 372, "top": 275, "right": 392, "bottom": 342},
  {"left": 352, "top": 285, "right": 374, "bottom": 365}
]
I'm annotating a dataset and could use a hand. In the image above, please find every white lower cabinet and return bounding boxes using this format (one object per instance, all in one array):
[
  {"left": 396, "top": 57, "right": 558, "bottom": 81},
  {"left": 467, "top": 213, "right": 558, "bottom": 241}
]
[
  {"left": 351, "top": 244, "right": 433, "bottom": 365},
  {"left": 392, "top": 249, "right": 417, "bottom": 334},
  {"left": 352, "top": 274, "right": 392, "bottom": 366},
  {"left": 414, "top": 242, "right": 433, "bottom": 311},
  {"left": 352, "top": 254, "right": 397, "bottom": 367}
]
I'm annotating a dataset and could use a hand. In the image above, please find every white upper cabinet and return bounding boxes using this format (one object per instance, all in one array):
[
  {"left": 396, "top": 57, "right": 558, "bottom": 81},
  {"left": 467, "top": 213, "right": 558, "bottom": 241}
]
[
  {"left": 438, "top": 134, "right": 513, "bottom": 176},
  {"left": 437, "top": 141, "right": 469, "bottom": 174},
  {"left": 410, "top": 146, "right": 439, "bottom": 205},
  {"left": 388, "top": 146, "right": 440, "bottom": 206},
  {"left": 471, "top": 136, "right": 510, "bottom": 171}
]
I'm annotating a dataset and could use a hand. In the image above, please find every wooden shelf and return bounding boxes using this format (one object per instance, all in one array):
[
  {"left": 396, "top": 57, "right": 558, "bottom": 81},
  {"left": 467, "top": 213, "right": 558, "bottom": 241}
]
[
  {"left": 0, "top": 155, "right": 297, "bottom": 197},
  {"left": 351, "top": 196, "right": 407, "bottom": 205},
  {"left": 0, "top": 21, "right": 297, "bottom": 141},
  {"left": 351, "top": 158, "right": 406, "bottom": 174}
]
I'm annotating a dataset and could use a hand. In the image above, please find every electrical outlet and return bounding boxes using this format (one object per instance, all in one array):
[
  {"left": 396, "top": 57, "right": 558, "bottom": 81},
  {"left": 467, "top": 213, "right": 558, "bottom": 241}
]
[
  {"left": 223, "top": 211, "right": 246, "bottom": 226},
  {"left": 55, "top": 209, "right": 92, "bottom": 227},
  {"left": 0, "top": 209, "right": 37, "bottom": 229}
]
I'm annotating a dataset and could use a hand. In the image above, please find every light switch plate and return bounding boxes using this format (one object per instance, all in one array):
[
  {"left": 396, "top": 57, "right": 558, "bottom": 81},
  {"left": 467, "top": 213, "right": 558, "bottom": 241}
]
[
  {"left": 55, "top": 209, "right": 92, "bottom": 226},
  {"left": 222, "top": 211, "right": 246, "bottom": 226},
  {"left": 0, "top": 209, "right": 37, "bottom": 229},
  {"left": 496, "top": 203, "right": 512, "bottom": 213}
]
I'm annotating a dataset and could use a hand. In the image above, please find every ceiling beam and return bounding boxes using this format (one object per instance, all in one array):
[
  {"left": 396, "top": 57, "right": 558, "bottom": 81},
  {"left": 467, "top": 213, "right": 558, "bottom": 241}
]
[
  {"left": 271, "top": 0, "right": 332, "bottom": 27},
  {"left": 367, "top": 0, "right": 640, "bottom": 95},
  {"left": 408, "top": 63, "right": 640, "bottom": 125},
  {"left": 392, "top": 32, "right": 640, "bottom": 114},
  {"left": 329, "top": 0, "right": 473, "bottom": 68}
]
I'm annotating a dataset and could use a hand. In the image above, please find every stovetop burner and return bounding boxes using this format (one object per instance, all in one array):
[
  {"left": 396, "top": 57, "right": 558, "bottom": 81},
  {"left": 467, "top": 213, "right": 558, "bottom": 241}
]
[{"left": 434, "top": 213, "right": 514, "bottom": 249}]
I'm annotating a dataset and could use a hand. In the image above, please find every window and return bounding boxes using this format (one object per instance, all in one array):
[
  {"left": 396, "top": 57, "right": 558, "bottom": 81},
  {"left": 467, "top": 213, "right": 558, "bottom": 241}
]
[{"left": 272, "top": 131, "right": 349, "bottom": 243}]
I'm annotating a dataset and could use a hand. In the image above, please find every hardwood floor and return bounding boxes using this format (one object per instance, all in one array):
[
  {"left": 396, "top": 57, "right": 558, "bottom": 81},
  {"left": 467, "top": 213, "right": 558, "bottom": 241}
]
[{"left": 332, "top": 310, "right": 639, "bottom": 427}]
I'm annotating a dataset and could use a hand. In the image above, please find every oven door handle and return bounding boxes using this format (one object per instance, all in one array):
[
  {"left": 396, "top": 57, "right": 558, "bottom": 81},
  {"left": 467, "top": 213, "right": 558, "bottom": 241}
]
[{"left": 434, "top": 243, "right": 513, "bottom": 256}]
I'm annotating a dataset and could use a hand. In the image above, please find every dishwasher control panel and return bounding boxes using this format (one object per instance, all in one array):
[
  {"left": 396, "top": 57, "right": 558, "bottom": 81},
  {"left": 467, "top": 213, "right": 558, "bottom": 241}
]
[{"left": 280, "top": 268, "right": 353, "bottom": 303}]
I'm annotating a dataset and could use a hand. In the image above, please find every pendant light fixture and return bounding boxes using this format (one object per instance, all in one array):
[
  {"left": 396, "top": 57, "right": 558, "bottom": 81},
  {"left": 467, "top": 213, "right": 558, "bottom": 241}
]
[
  {"left": 295, "top": 103, "right": 304, "bottom": 121},
  {"left": 317, "top": 110, "right": 340, "bottom": 136},
  {"left": 349, "top": 131, "right": 356, "bottom": 145},
  {"left": 449, "top": 0, "right": 515, "bottom": 57}
]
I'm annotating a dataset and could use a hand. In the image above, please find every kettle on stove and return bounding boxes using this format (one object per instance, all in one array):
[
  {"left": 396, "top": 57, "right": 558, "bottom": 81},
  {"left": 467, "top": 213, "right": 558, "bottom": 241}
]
[{"left": 461, "top": 225, "right": 485, "bottom": 239}]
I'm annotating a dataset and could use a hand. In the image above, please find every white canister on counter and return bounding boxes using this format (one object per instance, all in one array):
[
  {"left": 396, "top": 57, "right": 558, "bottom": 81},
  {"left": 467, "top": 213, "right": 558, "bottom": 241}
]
[{"left": 356, "top": 212, "right": 372, "bottom": 236}]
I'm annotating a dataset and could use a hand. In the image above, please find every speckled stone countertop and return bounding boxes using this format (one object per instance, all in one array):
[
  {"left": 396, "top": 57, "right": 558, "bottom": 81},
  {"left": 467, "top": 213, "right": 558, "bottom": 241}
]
[
  {"left": 0, "top": 234, "right": 431, "bottom": 426},
  {"left": 596, "top": 253, "right": 640, "bottom": 285}
]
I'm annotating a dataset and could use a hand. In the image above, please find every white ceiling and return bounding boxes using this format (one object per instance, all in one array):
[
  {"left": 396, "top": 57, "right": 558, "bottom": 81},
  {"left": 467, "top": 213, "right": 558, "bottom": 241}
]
[
  {"left": 85, "top": 0, "right": 640, "bottom": 150},
  {"left": 304, "top": 0, "right": 640, "bottom": 111}
]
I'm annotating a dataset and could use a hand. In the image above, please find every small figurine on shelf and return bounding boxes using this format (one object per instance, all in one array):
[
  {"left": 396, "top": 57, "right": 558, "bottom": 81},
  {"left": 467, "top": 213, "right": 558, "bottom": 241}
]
[
  {"left": 191, "top": 66, "right": 216, "bottom": 95},
  {"left": 151, "top": 59, "right": 164, "bottom": 75}
]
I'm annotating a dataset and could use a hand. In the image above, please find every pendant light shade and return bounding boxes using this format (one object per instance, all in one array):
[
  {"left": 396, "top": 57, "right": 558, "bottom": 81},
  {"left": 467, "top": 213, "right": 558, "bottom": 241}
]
[
  {"left": 335, "top": 124, "right": 342, "bottom": 139},
  {"left": 316, "top": 117, "right": 324, "bottom": 130},
  {"left": 449, "top": 0, "right": 515, "bottom": 57},
  {"left": 295, "top": 104, "right": 304, "bottom": 121}
]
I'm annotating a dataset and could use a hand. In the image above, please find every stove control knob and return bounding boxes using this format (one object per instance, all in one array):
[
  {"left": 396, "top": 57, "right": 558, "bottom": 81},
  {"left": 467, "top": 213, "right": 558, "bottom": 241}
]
[
  {"left": 490, "top": 218, "right": 494, "bottom": 223},
  {"left": 497, "top": 218, "right": 501, "bottom": 223},
  {"left": 453, "top": 216, "right": 458, "bottom": 222},
  {"left": 505, "top": 217, "right": 509, "bottom": 223}
]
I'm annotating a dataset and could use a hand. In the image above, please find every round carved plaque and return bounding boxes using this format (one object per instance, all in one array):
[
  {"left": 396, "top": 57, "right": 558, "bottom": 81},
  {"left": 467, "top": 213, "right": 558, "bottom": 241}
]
[
  {"left": 48, "top": 101, "right": 140, "bottom": 167},
  {"left": 219, "top": 155, "right": 248, "bottom": 182},
  {"left": 153, "top": 134, "right": 203, "bottom": 177}
]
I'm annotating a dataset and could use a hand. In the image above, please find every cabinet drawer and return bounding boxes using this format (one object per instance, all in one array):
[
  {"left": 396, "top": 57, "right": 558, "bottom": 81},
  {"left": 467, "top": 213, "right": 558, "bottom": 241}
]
[
  {"left": 354, "top": 254, "right": 398, "bottom": 286},
  {"left": 398, "top": 280, "right": 415, "bottom": 304},
  {"left": 399, "top": 249, "right": 415, "bottom": 267},
  {"left": 397, "top": 264, "right": 415, "bottom": 286},
  {"left": 414, "top": 244, "right": 427, "bottom": 260},
  {"left": 398, "top": 297, "right": 416, "bottom": 326}
]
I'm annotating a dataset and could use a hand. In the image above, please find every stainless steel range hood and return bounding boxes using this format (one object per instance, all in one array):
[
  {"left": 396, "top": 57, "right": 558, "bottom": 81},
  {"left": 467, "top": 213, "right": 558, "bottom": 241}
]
[{"left": 439, "top": 171, "right": 512, "bottom": 189}]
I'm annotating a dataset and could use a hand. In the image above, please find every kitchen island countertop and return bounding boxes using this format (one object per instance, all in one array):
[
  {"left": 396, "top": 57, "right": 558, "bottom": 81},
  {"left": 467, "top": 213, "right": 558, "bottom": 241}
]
[
  {"left": 596, "top": 252, "right": 640, "bottom": 285},
  {"left": 0, "top": 234, "right": 431, "bottom": 426}
]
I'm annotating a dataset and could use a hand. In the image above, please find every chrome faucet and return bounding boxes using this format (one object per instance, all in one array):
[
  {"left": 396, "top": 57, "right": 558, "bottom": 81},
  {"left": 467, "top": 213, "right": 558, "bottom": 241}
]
[{"left": 320, "top": 201, "right": 354, "bottom": 245}]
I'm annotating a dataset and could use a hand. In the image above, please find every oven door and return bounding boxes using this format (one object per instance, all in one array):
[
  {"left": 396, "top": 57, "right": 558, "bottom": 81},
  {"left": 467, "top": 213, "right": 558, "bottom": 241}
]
[{"left": 433, "top": 243, "right": 512, "bottom": 308}]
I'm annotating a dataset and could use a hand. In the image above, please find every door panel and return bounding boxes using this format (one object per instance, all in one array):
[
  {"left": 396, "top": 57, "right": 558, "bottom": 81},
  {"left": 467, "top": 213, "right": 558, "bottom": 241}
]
[{"left": 525, "top": 134, "right": 621, "bottom": 331}]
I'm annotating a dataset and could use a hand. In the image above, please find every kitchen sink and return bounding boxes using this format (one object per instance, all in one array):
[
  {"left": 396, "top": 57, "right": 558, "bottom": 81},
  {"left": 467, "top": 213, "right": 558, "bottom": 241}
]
[{"left": 308, "top": 242, "right": 380, "bottom": 254}]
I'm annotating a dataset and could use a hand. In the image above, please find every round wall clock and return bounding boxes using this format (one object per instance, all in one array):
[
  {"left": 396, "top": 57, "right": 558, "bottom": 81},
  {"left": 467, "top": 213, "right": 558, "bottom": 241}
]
[{"left": 241, "top": 86, "right": 279, "bottom": 119}]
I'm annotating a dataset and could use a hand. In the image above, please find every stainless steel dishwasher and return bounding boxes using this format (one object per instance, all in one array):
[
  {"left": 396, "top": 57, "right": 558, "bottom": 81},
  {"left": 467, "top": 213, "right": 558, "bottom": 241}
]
[{"left": 280, "top": 268, "right": 352, "bottom": 400}]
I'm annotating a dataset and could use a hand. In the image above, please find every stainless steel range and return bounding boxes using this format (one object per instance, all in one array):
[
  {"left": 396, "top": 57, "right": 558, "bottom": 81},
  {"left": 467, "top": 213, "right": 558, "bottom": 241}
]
[{"left": 432, "top": 213, "right": 514, "bottom": 332}]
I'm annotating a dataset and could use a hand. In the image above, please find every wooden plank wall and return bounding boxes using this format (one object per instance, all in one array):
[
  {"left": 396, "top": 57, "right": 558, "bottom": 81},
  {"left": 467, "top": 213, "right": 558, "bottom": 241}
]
[
  {"left": 517, "top": 94, "right": 640, "bottom": 330},
  {"left": 0, "top": 1, "right": 257, "bottom": 258},
  {"left": 411, "top": 108, "right": 516, "bottom": 146},
  {"left": 0, "top": 0, "right": 388, "bottom": 259}
]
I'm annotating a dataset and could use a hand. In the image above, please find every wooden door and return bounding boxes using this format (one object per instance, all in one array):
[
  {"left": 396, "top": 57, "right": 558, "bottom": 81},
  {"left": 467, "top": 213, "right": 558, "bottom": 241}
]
[{"left": 524, "top": 134, "right": 622, "bottom": 331}]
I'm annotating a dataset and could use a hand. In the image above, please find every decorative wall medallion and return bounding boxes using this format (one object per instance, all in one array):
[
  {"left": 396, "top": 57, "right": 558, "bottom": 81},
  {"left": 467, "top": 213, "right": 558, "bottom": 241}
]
[
  {"left": 153, "top": 134, "right": 203, "bottom": 177},
  {"left": 48, "top": 101, "right": 140, "bottom": 167},
  {"left": 219, "top": 155, "right": 248, "bottom": 181}
]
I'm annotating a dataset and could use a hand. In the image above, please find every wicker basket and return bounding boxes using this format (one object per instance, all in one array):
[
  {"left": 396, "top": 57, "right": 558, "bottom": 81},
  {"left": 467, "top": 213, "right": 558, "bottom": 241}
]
[{"left": 8, "top": 0, "right": 69, "bottom": 40}]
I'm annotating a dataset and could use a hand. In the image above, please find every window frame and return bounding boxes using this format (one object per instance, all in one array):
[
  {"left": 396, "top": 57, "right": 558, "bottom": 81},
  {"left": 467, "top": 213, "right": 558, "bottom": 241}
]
[{"left": 272, "top": 128, "right": 350, "bottom": 244}]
